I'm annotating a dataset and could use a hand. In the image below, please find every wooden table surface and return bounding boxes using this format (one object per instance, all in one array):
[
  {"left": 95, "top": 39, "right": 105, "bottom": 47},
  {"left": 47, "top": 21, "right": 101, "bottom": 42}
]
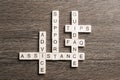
[{"left": 0, "top": 0, "right": 120, "bottom": 80}]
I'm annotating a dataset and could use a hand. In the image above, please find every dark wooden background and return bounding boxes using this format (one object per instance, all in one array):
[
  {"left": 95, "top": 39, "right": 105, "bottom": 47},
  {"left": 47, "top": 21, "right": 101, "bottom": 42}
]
[{"left": 0, "top": 0, "right": 120, "bottom": 80}]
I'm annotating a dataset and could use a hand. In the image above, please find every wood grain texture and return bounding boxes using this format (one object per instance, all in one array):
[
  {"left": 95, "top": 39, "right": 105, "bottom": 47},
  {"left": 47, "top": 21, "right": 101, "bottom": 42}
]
[{"left": 0, "top": 0, "right": 120, "bottom": 80}]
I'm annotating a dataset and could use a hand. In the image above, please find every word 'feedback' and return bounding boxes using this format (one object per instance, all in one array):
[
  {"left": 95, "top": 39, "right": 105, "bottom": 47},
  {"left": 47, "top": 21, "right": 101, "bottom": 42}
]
[{"left": 19, "top": 10, "right": 92, "bottom": 74}]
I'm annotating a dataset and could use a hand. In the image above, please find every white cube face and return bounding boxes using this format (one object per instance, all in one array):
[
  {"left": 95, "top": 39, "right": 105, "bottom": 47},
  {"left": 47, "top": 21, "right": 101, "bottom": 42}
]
[{"left": 65, "top": 25, "right": 72, "bottom": 32}]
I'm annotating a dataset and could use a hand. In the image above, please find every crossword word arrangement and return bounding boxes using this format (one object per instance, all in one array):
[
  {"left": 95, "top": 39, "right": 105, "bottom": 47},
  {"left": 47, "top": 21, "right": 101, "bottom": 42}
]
[{"left": 19, "top": 10, "right": 92, "bottom": 74}]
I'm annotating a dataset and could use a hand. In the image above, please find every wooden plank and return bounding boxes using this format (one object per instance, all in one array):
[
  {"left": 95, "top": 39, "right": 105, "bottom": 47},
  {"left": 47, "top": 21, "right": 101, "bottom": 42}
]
[{"left": 0, "top": 0, "right": 120, "bottom": 80}]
